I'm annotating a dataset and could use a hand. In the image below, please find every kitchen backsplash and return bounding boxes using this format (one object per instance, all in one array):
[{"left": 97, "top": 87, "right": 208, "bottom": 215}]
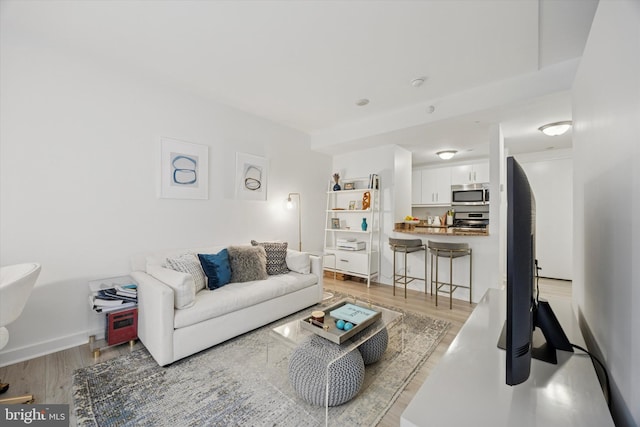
[{"left": 412, "top": 205, "right": 489, "bottom": 220}]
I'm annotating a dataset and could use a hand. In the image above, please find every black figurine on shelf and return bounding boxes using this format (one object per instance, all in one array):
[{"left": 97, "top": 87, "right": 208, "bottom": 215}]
[{"left": 332, "top": 173, "right": 341, "bottom": 191}]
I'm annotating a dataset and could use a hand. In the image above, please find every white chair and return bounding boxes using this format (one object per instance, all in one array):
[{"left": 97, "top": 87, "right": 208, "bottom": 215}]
[{"left": 0, "top": 262, "right": 41, "bottom": 404}]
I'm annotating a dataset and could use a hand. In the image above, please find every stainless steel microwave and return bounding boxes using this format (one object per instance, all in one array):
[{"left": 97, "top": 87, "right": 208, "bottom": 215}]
[{"left": 451, "top": 183, "right": 490, "bottom": 206}]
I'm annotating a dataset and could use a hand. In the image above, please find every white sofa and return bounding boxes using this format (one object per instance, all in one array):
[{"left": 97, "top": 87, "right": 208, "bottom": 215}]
[{"left": 130, "top": 245, "right": 323, "bottom": 366}]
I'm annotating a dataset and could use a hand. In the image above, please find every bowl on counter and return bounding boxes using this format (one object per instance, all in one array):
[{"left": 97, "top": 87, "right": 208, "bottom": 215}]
[{"left": 404, "top": 220, "right": 420, "bottom": 224}]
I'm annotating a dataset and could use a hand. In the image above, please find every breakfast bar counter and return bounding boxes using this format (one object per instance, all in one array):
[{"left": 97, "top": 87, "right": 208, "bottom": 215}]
[
  {"left": 391, "top": 222, "right": 494, "bottom": 304},
  {"left": 393, "top": 225, "right": 489, "bottom": 237}
]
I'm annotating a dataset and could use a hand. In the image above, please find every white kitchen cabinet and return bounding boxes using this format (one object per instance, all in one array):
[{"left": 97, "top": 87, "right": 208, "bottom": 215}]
[
  {"left": 411, "top": 170, "right": 422, "bottom": 205},
  {"left": 330, "top": 250, "right": 379, "bottom": 276},
  {"left": 323, "top": 176, "right": 380, "bottom": 286},
  {"left": 451, "top": 161, "right": 490, "bottom": 185},
  {"left": 419, "top": 167, "right": 451, "bottom": 205}
]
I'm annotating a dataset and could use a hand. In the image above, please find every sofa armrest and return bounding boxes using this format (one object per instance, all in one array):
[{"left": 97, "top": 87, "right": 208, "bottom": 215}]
[
  {"left": 130, "top": 270, "right": 175, "bottom": 366},
  {"left": 309, "top": 254, "right": 324, "bottom": 300}
]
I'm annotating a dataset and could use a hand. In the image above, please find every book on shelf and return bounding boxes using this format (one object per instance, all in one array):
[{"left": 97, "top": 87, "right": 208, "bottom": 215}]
[
  {"left": 116, "top": 290, "right": 137, "bottom": 298},
  {"left": 116, "top": 284, "right": 137, "bottom": 294},
  {"left": 95, "top": 302, "right": 136, "bottom": 313},
  {"left": 367, "top": 174, "right": 379, "bottom": 190},
  {"left": 89, "top": 296, "right": 136, "bottom": 313},
  {"left": 93, "top": 297, "right": 128, "bottom": 307},
  {"left": 98, "top": 288, "right": 137, "bottom": 303}
]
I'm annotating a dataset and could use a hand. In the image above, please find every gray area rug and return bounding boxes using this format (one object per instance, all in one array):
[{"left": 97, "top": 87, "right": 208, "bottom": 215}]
[{"left": 73, "top": 294, "right": 450, "bottom": 426}]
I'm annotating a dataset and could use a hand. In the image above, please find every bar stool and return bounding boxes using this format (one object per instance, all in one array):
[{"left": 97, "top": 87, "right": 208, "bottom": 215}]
[
  {"left": 428, "top": 240, "right": 472, "bottom": 309},
  {"left": 389, "top": 238, "right": 427, "bottom": 298}
]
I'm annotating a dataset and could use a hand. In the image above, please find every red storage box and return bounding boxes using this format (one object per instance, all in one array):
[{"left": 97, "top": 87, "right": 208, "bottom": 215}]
[{"left": 106, "top": 308, "right": 138, "bottom": 346}]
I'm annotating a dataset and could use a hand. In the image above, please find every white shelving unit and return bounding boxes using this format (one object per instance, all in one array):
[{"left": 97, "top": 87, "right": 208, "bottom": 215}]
[{"left": 323, "top": 176, "right": 380, "bottom": 286}]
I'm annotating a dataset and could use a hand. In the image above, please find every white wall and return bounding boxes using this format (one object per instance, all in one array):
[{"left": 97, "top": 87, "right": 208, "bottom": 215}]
[
  {"left": 0, "top": 30, "right": 331, "bottom": 365},
  {"left": 573, "top": 1, "right": 640, "bottom": 425},
  {"left": 514, "top": 150, "right": 573, "bottom": 280}
]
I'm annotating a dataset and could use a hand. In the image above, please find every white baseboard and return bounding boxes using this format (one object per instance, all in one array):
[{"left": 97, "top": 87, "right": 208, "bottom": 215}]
[{"left": 0, "top": 331, "right": 89, "bottom": 368}]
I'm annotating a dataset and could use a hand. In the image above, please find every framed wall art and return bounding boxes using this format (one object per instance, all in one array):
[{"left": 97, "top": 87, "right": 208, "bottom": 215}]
[
  {"left": 159, "top": 137, "right": 209, "bottom": 199},
  {"left": 236, "top": 152, "right": 268, "bottom": 201}
]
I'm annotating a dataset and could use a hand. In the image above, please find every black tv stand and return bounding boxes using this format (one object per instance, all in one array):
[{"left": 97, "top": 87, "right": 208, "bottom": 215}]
[{"left": 532, "top": 299, "right": 574, "bottom": 362}]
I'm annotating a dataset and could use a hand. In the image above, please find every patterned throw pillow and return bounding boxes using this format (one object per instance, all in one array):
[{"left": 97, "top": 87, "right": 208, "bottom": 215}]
[
  {"left": 250, "top": 240, "right": 290, "bottom": 275},
  {"left": 227, "top": 245, "right": 269, "bottom": 283},
  {"left": 166, "top": 253, "right": 207, "bottom": 293},
  {"left": 198, "top": 249, "right": 232, "bottom": 290}
]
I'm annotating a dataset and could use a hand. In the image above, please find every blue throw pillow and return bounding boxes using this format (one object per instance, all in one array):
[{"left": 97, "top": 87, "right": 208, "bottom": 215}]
[{"left": 198, "top": 250, "right": 231, "bottom": 289}]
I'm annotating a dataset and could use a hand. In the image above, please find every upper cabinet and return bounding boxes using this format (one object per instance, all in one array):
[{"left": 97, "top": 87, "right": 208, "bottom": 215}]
[
  {"left": 450, "top": 161, "right": 490, "bottom": 185},
  {"left": 412, "top": 160, "right": 489, "bottom": 206},
  {"left": 411, "top": 170, "right": 422, "bottom": 205},
  {"left": 413, "top": 167, "right": 451, "bottom": 206}
]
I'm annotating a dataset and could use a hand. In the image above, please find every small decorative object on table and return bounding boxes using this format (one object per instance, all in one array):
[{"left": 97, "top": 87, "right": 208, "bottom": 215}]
[
  {"left": 309, "top": 310, "right": 329, "bottom": 329},
  {"left": 311, "top": 311, "right": 325, "bottom": 323},
  {"left": 332, "top": 173, "right": 341, "bottom": 191}
]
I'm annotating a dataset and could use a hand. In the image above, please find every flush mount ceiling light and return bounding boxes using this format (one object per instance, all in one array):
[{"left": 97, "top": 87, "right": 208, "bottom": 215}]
[
  {"left": 355, "top": 98, "right": 370, "bottom": 107},
  {"left": 538, "top": 120, "right": 572, "bottom": 136},
  {"left": 437, "top": 150, "right": 457, "bottom": 160},
  {"left": 411, "top": 77, "right": 427, "bottom": 87}
]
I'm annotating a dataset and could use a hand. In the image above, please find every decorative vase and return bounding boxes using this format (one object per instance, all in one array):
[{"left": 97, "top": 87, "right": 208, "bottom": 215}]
[
  {"left": 361, "top": 218, "right": 368, "bottom": 231},
  {"left": 333, "top": 183, "right": 341, "bottom": 191}
]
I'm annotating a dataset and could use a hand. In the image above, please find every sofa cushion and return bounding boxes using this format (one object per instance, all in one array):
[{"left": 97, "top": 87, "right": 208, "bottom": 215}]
[
  {"left": 286, "top": 250, "right": 311, "bottom": 274},
  {"left": 250, "top": 240, "right": 289, "bottom": 275},
  {"left": 166, "top": 253, "right": 206, "bottom": 293},
  {"left": 227, "top": 245, "right": 268, "bottom": 283},
  {"left": 198, "top": 250, "right": 232, "bottom": 289},
  {"left": 173, "top": 272, "right": 319, "bottom": 329},
  {"left": 146, "top": 265, "right": 196, "bottom": 309}
]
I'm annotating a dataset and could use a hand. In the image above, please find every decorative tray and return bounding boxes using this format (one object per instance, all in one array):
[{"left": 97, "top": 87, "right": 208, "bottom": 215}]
[{"left": 299, "top": 300, "right": 382, "bottom": 344}]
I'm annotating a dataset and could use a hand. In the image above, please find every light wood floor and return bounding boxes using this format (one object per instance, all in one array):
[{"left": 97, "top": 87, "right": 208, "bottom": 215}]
[{"left": 0, "top": 278, "right": 571, "bottom": 426}]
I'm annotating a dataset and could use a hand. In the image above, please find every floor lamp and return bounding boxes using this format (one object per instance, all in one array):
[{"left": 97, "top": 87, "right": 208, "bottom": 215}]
[{"left": 286, "top": 192, "right": 302, "bottom": 251}]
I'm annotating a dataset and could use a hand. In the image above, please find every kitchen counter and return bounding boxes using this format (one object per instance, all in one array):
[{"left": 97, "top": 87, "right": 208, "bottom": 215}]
[{"left": 393, "top": 224, "right": 489, "bottom": 237}]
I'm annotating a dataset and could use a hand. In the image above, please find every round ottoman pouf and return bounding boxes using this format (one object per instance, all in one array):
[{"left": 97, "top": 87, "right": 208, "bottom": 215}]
[
  {"left": 354, "top": 326, "right": 389, "bottom": 365},
  {"left": 288, "top": 335, "right": 365, "bottom": 407}
]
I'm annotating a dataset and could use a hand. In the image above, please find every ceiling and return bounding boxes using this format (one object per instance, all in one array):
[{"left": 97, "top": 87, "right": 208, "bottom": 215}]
[{"left": 2, "top": 0, "right": 599, "bottom": 165}]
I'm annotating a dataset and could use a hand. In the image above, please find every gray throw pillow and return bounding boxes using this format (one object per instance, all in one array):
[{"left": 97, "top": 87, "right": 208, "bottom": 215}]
[
  {"left": 251, "top": 240, "right": 289, "bottom": 275},
  {"left": 227, "top": 245, "right": 269, "bottom": 283}
]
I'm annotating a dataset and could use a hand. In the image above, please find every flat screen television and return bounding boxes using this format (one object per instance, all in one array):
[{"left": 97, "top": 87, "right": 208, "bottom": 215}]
[{"left": 498, "top": 156, "right": 573, "bottom": 386}]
